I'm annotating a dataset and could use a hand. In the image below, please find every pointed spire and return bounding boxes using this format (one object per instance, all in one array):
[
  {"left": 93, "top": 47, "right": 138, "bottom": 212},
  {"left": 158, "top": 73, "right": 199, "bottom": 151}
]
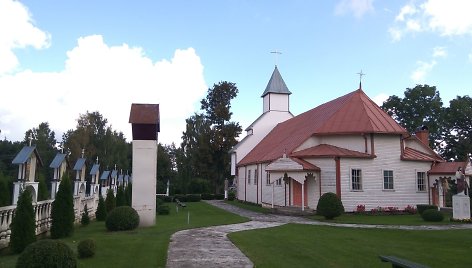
[
  {"left": 261, "top": 66, "right": 292, "bottom": 97},
  {"left": 357, "top": 70, "right": 365, "bottom": 90}
]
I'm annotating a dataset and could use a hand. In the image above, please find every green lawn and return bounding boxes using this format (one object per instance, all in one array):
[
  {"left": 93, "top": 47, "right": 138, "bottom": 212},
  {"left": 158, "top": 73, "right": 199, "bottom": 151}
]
[
  {"left": 229, "top": 223, "right": 472, "bottom": 268},
  {"left": 310, "top": 212, "right": 459, "bottom": 225},
  {"left": 0, "top": 202, "right": 248, "bottom": 268},
  {"left": 224, "top": 200, "right": 272, "bottom": 214}
]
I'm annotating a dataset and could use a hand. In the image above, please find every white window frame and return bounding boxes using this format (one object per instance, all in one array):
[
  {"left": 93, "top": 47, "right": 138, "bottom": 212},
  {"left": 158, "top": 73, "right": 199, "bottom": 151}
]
[
  {"left": 266, "top": 172, "right": 271, "bottom": 185},
  {"left": 247, "top": 169, "right": 251, "bottom": 185},
  {"left": 417, "top": 171, "right": 426, "bottom": 192},
  {"left": 351, "top": 168, "right": 363, "bottom": 191},
  {"left": 383, "top": 170, "right": 394, "bottom": 190}
]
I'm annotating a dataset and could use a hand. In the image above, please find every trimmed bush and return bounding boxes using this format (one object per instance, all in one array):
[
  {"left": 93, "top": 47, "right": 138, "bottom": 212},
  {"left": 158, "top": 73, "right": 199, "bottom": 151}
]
[
  {"left": 174, "top": 194, "right": 187, "bottom": 202},
  {"left": 316, "top": 192, "right": 344, "bottom": 220},
  {"left": 186, "top": 194, "right": 201, "bottom": 202},
  {"left": 417, "top": 204, "right": 438, "bottom": 215},
  {"left": 95, "top": 195, "right": 107, "bottom": 221},
  {"left": 201, "top": 193, "right": 214, "bottom": 200},
  {"left": 77, "top": 239, "right": 96, "bottom": 258},
  {"left": 81, "top": 204, "right": 90, "bottom": 226},
  {"left": 157, "top": 205, "right": 170, "bottom": 215},
  {"left": 106, "top": 206, "right": 140, "bottom": 231},
  {"left": 50, "top": 175, "right": 75, "bottom": 239},
  {"left": 105, "top": 188, "right": 116, "bottom": 213},
  {"left": 156, "top": 197, "right": 164, "bottom": 209},
  {"left": 228, "top": 191, "right": 236, "bottom": 201},
  {"left": 9, "top": 188, "right": 36, "bottom": 253},
  {"left": 16, "top": 239, "right": 77, "bottom": 268},
  {"left": 421, "top": 209, "right": 444, "bottom": 222},
  {"left": 215, "top": 194, "right": 225, "bottom": 200}
]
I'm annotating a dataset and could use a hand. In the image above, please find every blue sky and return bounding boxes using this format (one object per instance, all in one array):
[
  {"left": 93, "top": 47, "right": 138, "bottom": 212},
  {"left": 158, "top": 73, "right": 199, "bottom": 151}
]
[{"left": 1, "top": 0, "right": 471, "bottom": 145}]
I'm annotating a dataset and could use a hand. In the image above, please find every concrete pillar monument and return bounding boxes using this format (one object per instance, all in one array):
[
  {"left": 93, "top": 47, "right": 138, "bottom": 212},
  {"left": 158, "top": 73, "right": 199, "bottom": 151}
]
[{"left": 129, "top": 103, "right": 160, "bottom": 227}]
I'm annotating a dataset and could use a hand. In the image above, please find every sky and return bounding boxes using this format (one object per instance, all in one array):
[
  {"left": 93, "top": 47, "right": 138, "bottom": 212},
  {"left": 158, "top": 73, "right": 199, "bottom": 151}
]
[{"left": 1, "top": 0, "right": 472, "bottom": 146}]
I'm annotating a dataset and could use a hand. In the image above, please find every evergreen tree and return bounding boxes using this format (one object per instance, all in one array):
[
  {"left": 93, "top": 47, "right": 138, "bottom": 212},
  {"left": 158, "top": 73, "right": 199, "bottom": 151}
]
[
  {"left": 81, "top": 204, "right": 90, "bottom": 226},
  {"left": 95, "top": 195, "right": 107, "bottom": 221},
  {"left": 116, "top": 185, "right": 126, "bottom": 207},
  {"left": 125, "top": 183, "right": 132, "bottom": 206},
  {"left": 9, "top": 188, "right": 36, "bottom": 253},
  {"left": 105, "top": 188, "right": 116, "bottom": 213},
  {"left": 50, "top": 175, "right": 75, "bottom": 239}
]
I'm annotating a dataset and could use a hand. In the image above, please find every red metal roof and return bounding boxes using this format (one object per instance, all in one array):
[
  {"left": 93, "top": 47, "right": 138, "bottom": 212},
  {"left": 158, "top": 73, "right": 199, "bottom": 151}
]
[
  {"left": 291, "top": 144, "right": 374, "bottom": 158},
  {"left": 291, "top": 157, "right": 321, "bottom": 171},
  {"left": 428, "top": 162, "right": 466, "bottom": 175},
  {"left": 402, "top": 147, "right": 442, "bottom": 162},
  {"left": 238, "top": 89, "right": 407, "bottom": 166}
]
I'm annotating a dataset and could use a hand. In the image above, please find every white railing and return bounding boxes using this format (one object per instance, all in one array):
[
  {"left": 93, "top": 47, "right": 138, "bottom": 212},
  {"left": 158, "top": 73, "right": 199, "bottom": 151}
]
[{"left": 0, "top": 194, "right": 99, "bottom": 249}]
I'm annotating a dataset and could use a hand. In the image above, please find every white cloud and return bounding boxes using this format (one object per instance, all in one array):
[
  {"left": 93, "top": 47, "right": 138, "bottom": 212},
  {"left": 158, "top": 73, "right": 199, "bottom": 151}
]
[
  {"left": 390, "top": 0, "right": 472, "bottom": 41},
  {"left": 432, "top": 46, "right": 447, "bottom": 58},
  {"left": 411, "top": 60, "right": 436, "bottom": 82},
  {"left": 0, "top": 35, "right": 207, "bottom": 145},
  {"left": 335, "top": 0, "right": 374, "bottom": 19},
  {"left": 372, "top": 93, "right": 389, "bottom": 106},
  {"left": 0, "top": 0, "right": 50, "bottom": 74}
]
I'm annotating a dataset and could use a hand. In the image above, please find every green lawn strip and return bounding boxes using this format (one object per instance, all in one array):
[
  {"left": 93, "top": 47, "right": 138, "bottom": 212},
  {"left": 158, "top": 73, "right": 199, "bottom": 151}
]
[
  {"left": 224, "top": 200, "right": 272, "bottom": 214},
  {"left": 0, "top": 201, "right": 248, "bottom": 268},
  {"left": 229, "top": 223, "right": 472, "bottom": 268},
  {"left": 310, "top": 212, "right": 460, "bottom": 225}
]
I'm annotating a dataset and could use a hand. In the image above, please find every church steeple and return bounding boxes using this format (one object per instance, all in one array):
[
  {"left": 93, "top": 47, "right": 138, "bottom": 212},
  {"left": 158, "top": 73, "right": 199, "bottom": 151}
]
[{"left": 262, "top": 66, "right": 291, "bottom": 113}]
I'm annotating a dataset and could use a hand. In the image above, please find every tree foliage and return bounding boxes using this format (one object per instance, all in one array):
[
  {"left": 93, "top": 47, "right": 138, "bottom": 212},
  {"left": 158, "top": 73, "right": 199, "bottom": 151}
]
[
  {"left": 37, "top": 173, "right": 49, "bottom": 201},
  {"left": 116, "top": 185, "right": 126, "bottom": 207},
  {"left": 9, "top": 188, "right": 36, "bottom": 253},
  {"left": 442, "top": 95, "right": 472, "bottom": 161},
  {"left": 50, "top": 175, "right": 75, "bottom": 239},
  {"left": 125, "top": 183, "right": 132, "bottom": 206},
  {"left": 0, "top": 173, "right": 11, "bottom": 206},
  {"left": 105, "top": 188, "right": 116, "bottom": 213},
  {"left": 95, "top": 195, "right": 107, "bottom": 221},
  {"left": 381, "top": 85, "right": 444, "bottom": 149}
]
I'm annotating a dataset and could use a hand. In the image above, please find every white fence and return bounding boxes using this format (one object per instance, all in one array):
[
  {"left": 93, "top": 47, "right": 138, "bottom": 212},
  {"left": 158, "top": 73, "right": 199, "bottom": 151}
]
[{"left": 0, "top": 194, "right": 98, "bottom": 249}]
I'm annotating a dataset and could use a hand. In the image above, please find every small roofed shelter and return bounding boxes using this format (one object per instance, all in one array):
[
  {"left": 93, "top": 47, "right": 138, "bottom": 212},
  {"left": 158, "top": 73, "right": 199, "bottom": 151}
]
[
  {"left": 49, "top": 153, "right": 69, "bottom": 199},
  {"left": 100, "top": 170, "right": 111, "bottom": 198},
  {"left": 118, "top": 172, "right": 124, "bottom": 187},
  {"left": 12, "top": 145, "right": 43, "bottom": 204},
  {"left": 129, "top": 103, "right": 159, "bottom": 227},
  {"left": 110, "top": 168, "right": 118, "bottom": 193},
  {"left": 90, "top": 161, "right": 100, "bottom": 196},
  {"left": 429, "top": 161, "right": 468, "bottom": 207},
  {"left": 73, "top": 156, "right": 87, "bottom": 196}
]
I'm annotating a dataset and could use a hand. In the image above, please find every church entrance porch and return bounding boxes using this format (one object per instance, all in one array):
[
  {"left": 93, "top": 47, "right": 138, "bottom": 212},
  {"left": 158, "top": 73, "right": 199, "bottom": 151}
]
[{"left": 292, "top": 180, "right": 308, "bottom": 207}]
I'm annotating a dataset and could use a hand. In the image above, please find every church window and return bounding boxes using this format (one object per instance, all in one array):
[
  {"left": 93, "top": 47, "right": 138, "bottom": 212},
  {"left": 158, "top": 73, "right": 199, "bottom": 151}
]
[
  {"left": 351, "top": 169, "right": 362, "bottom": 191},
  {"left": 247, "top": 169, "right": 251, "bottom": 185},
  {"left": 417, "top": 172, "right": 426, "bottom": 192},
  {"left": 254, "top": 168, "right": 258, "bottom": 185},
  {"left": 266, "top": 172, "right": 271, "bottom": 185},
  {"left": 383, "top": 170, "right": 394, "bottom": 190},
  {"left": 275, "top": 178, "right": 282, "bottom": 186}
]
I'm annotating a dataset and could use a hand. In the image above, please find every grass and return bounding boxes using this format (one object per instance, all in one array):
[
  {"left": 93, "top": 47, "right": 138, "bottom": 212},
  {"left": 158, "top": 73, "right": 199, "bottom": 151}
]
[
  {"left": 224, "top": 200, "right": 272, "bottom": 214},
  {"left": 310, "top": 212, "right": 460, "bottom": 225},
  {"left": 229, "top": 223, "right": 472, "bottom": 268},
  {"left": 0, "top": 202, "right": 248, "bottom": 268}
]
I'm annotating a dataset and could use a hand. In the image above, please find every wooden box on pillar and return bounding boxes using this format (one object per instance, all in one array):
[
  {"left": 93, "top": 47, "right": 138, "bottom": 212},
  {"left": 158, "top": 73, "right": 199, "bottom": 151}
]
[{"left": 129, "top": 103, "right": 160, "bottom": 227}]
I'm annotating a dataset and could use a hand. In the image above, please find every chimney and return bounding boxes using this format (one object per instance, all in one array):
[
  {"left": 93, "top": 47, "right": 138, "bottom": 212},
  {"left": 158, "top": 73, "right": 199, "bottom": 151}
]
[{"left": 415, "top": 126, "right": 429, "bottom": 147}]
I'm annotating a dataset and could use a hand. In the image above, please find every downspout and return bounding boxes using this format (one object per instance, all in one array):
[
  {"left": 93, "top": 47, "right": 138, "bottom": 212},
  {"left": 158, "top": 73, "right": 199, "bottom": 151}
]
[
  {"left": 260, "top": 165, "right": 263, "bottom": 204},
  {"left": 400, "top": 135, "right": 404, "bottom": 156},
  {"left": 244, "top": 166, "right": 247, "bottom": 201},
  {"left": 256, "top": 164, "right": 259, "bottom": 204},
  {"left": 363, "top": 133, "right": 368, "bottom": 153},
  {"left": 370, "top": 133, "right": 375, "bottom": 156},
  {"left": 427, "top": 173, "right": 431, "bottom": 205},
  {"left": 335, "top": 157, "right": 341, "bottom": 198}
]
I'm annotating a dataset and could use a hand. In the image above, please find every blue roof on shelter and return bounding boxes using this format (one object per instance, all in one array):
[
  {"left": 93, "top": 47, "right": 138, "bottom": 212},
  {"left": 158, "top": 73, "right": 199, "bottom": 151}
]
[
  {"left": 73, "top": 158, "right": 86, "bottom": 171},
  {"left": 12, "top": 146, "right": 43, "bottom": 166},
  {"left": 111, "top": 170, "right": 118, "bottom": 178},
  {"left": 90, "top": 164, "right": 100, "bottom": 175},
  {"left": 50, "top": 153, "right": 67, "bottom": 168},
  {"left": 100, "top": 171, "right": 110, "bottom": 180}
]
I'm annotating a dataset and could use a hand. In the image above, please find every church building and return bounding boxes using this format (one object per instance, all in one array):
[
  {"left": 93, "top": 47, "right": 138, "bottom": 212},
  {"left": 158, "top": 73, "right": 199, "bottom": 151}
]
[{"left": 232, "top": 66, "right": 446, "bottom": 212}]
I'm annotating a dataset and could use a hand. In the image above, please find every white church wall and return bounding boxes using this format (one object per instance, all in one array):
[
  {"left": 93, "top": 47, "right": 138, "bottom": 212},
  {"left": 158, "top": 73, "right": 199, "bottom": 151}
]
[
  {"left": 263, "top": 93, "right": 289, "bottom": 112},
  {"left": 404, "top": 138, "right": 433, "bottom": 155}
]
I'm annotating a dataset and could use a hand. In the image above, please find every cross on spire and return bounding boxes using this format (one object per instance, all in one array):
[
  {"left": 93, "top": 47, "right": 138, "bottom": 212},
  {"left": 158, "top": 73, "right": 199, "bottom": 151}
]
[
  {"left": 357, "top": 70, "right": 366, "bottom": 90},
  {"left": 270, "top": 50, "right": 282, "bottom": 66},
  {"left": 81, "top": 149, "right": 85, "bottom": 158},
  {"left": 28, "top": 133, "right": 33, "bottom": 146},
  {"left": 96, "top": 156, "right": 99, "bottom": 163}
]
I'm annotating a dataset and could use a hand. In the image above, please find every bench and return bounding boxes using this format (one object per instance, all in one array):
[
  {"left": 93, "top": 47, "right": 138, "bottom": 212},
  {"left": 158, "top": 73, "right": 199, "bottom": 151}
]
[
  {"left": 379, "top": 255, "right": 430, "bottom": 268},
  {"left": 175, "top": 198, "right": 186, "bottom": 208}
]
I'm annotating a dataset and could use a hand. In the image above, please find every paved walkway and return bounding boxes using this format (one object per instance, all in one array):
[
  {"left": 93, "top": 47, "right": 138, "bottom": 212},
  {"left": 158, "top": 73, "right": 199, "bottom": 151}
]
[{"left": 166, "top": 201, "right": 472, "bottom": 267}]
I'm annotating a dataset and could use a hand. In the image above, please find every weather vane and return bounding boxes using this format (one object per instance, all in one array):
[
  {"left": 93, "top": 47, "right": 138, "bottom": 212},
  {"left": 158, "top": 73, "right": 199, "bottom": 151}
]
[
  {"left": 271, "top": 50, "right": 282, "bottom": 66},
  {"left": 356, "top": 70, "right": 366, "bottom": 89}
]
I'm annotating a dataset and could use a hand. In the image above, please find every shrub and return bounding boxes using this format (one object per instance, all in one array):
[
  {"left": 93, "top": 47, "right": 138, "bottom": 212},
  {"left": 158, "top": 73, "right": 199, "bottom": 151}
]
[
  {"left": 16, "top": 239, "right": 77, "bottom": 268},
  {"left": 157, "top": 205, "right": 170, "bottom": 215},
  {"left": 316, "top": 192, "right": 344, "bottom": 220},
  {"left": 421, "top": 209, "right": 444, "bottom": 222},
  {"left": 355, "top": 204, "right": 366, "bottom": 214},
  {"left": 186, "top": 194, "right": 201, "bottom": 202},
  {"left": 9, "top": 188, "right": 36, "bottom": 253},
  {"left": 228, "top": 191, "right": 236, "bottom": 201},
  {"left": 159, "top": 195, "right": 173, "bottom": 202},
  {"left": 95, "top": 195, "right": 107, "bottom": 221},
  {"left": 215, "top": 194, "right": 225, "bottom": 200},
  {"left": 125, "top": 183, "right": 132, "bottom": 206},
  {"left": 77, "top": 239, "right": 96, "bottom": 258},
  {"left": 81, "top": 204, "right": 90, "bottom": 226},
  {"left": 417, "top": 204, "right": 438, "bottom": 215},
  {"left": 201, "top": 193, "right": 214, "bottom": 200},
  {"left": 105, "top": 188, "right": 116, "bottom": 213},
  {"left": 404, "top": 205, "right": 417, "bottom": 214},
  {"left": 174, "top": 194, "right": 187, "bottom": 202},
  {"left": 50, "top": 175, "right": 75, "bottom": 239},
  {"left": 106, "top": 206, "right": 140, "bottom": 231},
  {"left": 156, "top": 197, "right": 164, "bottom": 209},
  {"left": 116, "top": 185, "right": 126, "bottom": 207}
]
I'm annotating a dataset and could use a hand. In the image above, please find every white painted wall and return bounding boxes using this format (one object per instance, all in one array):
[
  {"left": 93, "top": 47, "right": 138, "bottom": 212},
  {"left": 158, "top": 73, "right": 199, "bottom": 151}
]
[
  {"left": 132, "top": 140, "right": 157, "bottom": 227},
  {"left": 263, "top": 93, "right": 289, "bottom": 112}
]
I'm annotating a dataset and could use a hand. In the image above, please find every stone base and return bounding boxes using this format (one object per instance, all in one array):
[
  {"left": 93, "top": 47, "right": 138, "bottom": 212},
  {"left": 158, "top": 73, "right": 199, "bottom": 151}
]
[{"left": 452, "top": 194, "right": 471, "bottom": 220}]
